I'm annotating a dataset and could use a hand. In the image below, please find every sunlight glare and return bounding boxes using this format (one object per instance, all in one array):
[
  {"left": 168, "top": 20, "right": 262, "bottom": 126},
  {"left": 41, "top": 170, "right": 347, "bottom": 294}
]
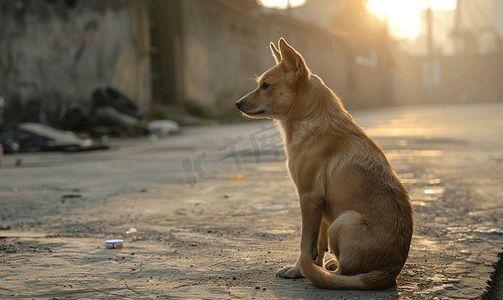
[
  {"left": 367, "top": 0, "right": 456, "bottom": 38},
  {"left": 259, "top": 0, "right": 306, "bottom": 10}
]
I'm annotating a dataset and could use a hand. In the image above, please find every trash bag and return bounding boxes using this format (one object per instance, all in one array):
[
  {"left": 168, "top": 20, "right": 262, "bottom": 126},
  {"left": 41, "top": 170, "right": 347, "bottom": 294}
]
[
  {"left": 0, "top": 98, "right": 109, "bottom": 153},
  {"left": 93, "top": 106, "right": 148, "bottom": 136},
  {"left": 0, "top": 119, "right": 47, "bottom": 153},
  {"left": 91, "top": 87, "right": 143, "bottom": 120},
  {"left": 61, "top": 105, "right": 93, "bottom": 132},
  {"left": 0, "top": 99, "right": 48, "bottom": 153},
  {"left": 147, "top": 120, "right": 180, "bottom": 138},
  {"left": 0, "top": 120, "right": 109, "bottom": 153}
]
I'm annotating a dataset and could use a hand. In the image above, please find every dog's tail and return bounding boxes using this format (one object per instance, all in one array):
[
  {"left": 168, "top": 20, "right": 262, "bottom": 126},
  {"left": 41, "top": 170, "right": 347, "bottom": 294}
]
[{"left": 299, "top": 252, "right": 392, "bottom": 290}]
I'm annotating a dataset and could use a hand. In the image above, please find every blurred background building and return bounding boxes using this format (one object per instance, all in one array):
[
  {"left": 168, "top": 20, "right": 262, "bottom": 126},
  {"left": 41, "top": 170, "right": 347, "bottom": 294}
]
[{"left": 0, "top": 0, "right": 502, "bottom": 126}]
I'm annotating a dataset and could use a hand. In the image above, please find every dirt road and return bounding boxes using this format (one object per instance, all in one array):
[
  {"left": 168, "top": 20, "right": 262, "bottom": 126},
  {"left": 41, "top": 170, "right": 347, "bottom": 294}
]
[{"left": 1, "top": 103, "right": 503, "bottom": 299}]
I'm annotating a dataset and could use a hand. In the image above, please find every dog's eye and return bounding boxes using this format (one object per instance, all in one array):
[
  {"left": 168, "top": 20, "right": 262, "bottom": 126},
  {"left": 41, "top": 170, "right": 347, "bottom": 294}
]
[{"left": 261, "top": 82, "right": 270, "bottom": 90}]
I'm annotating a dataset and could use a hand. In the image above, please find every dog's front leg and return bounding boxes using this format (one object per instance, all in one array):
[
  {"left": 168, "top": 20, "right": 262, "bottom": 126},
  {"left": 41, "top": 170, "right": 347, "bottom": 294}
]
[{"left": 276, "top": 197, "right": 322, "bottom": 279}]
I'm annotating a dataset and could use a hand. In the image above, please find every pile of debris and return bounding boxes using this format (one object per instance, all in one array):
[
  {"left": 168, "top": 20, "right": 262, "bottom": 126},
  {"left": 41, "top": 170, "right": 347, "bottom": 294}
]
[{"left": 0, "top": 87, "right": 179, "bottom": 153}]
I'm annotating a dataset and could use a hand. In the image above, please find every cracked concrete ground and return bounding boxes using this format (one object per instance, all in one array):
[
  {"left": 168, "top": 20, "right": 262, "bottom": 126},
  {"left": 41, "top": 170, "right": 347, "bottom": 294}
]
[{"left": 1, "top": 103, "right": 502, "bottom": 299}]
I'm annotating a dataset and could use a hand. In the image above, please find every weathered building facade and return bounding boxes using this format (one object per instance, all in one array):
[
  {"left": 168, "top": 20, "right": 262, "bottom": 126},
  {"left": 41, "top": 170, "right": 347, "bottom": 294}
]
[
  {"left": 1, "top": 0, "right": 397, "bottom": 124},
  {"left": 0, "top": 0, "right": 150, "bottom": 123},
  {"left": 149, "top": 0, "right": 394, "bottom": 113}
]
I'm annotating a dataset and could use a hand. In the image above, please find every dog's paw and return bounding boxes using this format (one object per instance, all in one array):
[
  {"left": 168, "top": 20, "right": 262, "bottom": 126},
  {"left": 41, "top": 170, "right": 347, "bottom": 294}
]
[
  {"left": 276, "top": 265, "right": 303, "bottom": 279},
  {"left": 324, "top": 258, "right": 338, "bottom": 271}
]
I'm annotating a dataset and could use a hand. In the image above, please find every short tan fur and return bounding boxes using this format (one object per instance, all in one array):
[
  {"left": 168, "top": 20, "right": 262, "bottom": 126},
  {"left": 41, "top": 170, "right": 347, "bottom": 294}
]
[{"left": 236, "top": 38, "right": 413, "bottom": 290}]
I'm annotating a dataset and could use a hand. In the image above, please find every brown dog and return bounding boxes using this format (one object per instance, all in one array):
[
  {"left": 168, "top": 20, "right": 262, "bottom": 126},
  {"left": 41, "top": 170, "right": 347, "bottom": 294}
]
[{"left": 236, "top": 38, "right": 413, "bottom": 290}]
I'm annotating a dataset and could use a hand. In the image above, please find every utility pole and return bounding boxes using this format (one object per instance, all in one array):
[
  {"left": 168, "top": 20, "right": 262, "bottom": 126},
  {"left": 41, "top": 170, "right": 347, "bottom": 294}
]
[
  {"left": 426, "top": 0, "right": 433, "bottom": 58},
  {"left": 424, "top": 0, "right": 438, "bottom": 91},
  {"left": 455, "top": 0, "right": 461, "bottom": 32},
  {"left": 454, "top": 0, "right": 462, "bottom": 54}
]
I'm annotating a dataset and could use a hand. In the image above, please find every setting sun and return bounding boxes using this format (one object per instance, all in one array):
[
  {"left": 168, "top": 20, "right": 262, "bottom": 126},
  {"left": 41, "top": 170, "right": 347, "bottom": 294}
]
[{"left": 367, "top": 0, "right": 456, "bottom": 38}]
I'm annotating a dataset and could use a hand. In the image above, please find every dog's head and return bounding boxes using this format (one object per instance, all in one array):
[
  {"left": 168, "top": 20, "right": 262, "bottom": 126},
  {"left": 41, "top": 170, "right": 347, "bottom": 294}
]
[{"left": 236, "top": 38, "right": 310, "bottom": 120}]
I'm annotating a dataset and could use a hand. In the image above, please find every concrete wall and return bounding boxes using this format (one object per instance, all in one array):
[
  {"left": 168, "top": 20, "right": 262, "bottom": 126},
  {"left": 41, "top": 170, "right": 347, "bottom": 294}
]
[
  {"left": 394, "top": 53, "right": 503, "bottom": 106},
  {"left": 0, "top": 0, "right": 150, "bottom": 123},
  {"left": 148, "top": 0, "right": 183, "bottom": 106},
  {"left": 179, "top": 0, "right": 261, "bottom": 113}
]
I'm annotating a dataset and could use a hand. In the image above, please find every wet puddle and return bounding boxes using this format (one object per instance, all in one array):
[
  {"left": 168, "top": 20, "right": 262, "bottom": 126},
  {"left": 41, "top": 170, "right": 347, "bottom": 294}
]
[
  {"left": 474, "top": 228, "right": 503, "bottom": 235},
  {"left": 423, "top": 187, "right": 445, "bottom": 195},
  {"left": 408, "top": 185, "right": 444, "bottom": 206}
]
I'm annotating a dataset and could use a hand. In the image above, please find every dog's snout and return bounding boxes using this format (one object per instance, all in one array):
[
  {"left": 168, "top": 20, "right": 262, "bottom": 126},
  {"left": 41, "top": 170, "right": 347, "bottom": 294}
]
[{"left": 236, "top": 98, "right": 244, "bottom": 110}]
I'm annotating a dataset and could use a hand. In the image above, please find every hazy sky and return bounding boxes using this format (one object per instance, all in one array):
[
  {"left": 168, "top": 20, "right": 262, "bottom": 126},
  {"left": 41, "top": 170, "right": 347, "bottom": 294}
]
[{"left": 259, "top": 0, "right": 457, "bottom": 39}]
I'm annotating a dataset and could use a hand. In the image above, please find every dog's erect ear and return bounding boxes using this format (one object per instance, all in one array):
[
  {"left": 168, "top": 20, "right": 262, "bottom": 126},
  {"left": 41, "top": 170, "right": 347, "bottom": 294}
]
[
  {"left": 278, "top": 38, "right": 309, "bottom": 82},
  {"left": 270, "top": 42, "right": 281, "bottom": 64}
]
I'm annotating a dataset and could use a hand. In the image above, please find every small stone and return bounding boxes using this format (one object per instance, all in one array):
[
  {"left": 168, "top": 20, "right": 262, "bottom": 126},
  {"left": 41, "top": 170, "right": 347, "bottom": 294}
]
[{"left": 255, "top": 286, "right": 260, "bottom": 290}]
